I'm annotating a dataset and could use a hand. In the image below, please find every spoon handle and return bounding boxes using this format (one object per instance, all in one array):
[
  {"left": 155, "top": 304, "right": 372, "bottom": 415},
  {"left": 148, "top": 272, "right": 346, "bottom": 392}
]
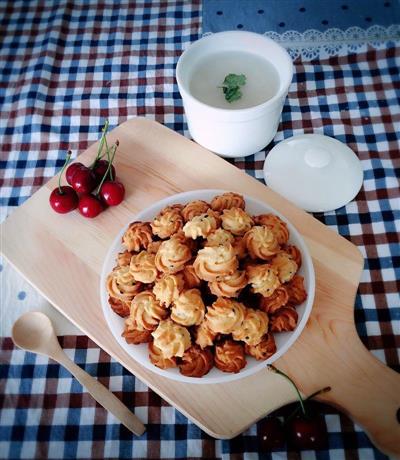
[{"left": 57, "top": 352, "right": 145, "bottom": 436}]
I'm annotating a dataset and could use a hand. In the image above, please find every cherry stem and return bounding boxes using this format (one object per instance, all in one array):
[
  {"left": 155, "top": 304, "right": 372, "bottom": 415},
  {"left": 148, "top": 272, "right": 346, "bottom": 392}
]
[
  {"left": 90, "top": 120, "right": 109, "bottom": 168},
  {"left": 105, "top": 137, "right": 113, "bottom": 181},
  {"left": 285, "top": 386, "right": 332, "bottom": 423},
  {"left": 306, "top": 386, "right": 331, "bottom": 401},
  {"left": 268, "top": 365, "right": 306, "bottom": 415},
  {"left": 96, "top": 140, "right": 119, "bottom": 195},
  {"left": 58, "top": 151, "right": 72, "bottom": 194},
  {"left": 102, "top": 135, "right": 110, "bottom": 162}
]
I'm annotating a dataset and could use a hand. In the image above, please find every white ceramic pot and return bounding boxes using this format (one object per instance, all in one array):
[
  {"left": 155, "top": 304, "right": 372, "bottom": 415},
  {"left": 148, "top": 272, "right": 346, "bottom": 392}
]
[{"left": 176, "top": 31, "right": 294, "bottom": 158}]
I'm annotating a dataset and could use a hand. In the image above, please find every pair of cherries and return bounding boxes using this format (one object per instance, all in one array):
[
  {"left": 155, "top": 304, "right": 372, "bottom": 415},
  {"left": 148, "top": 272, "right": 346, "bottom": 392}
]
[
  {"left": 49, "top": 122, "right": 125, "bottom": 218},
  {"left": 258, "top": 365, "right": 331, "bottom": 451}
]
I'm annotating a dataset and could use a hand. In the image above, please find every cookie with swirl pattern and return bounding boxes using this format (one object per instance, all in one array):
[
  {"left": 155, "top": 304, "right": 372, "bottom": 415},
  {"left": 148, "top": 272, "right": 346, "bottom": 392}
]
[
  {"left": 244, "top": 333, "right": 276, "bottom": 360},
  {"left": 208, "top": 270, "right": 247, "bottom": 298},
  {"left": 211, "top": 192, "right": 245, "bottom": 211},
  {"left": 152, "top": 318, "right": 191, "bottom": 359},
  {"left": 206, "top": 297, "right": 246, "bottom": 334},
  {"left": 214, "top": 339, "right": 246, "bottom": 373},
  {"left": 130, "top": 291, "right": 168, "bottom": 331},
  {"left": 244, "top": 225, "right": 280, "bottom": 260},
  {"left": 181, "top": 200, "right": 210, "bottom": 222},
  {"left": 195, "top": 320, "right": 218, "bottom": 349},
  {"left": 122, "top": 317, "right": 152, "bottom": 344},
  {"left": 153, "top": 273, "right": 184, "bottom": 308},
  {"left": 183, "top": 210, "right": 221, "bottom": 239},
  {"left": 129, "top": 250, "right": 158, "bottom": 283},
  {"left": 271, "top": 252, "right": 298, "bottom": 283},
  {"left": 171, "top": 288, "right": 205, "bottom": 326},
  {"left": 179, "top": 345, "right": 214, "bottom": 377},
  {"left": 151, "top": 205, "right": 184, "bottom": 239},
  {"left": 253, "top": 214, "right": 289, "bottom": 245},
  {"left": 246, "top": 263, "right": 281, "bottom": 297},
  {"left": 283, "top": 244, "right": 302, "bottom": 268},
  {"left": 221, "top": 207, "right": 254, "bottom": 236},
  {"left": 259, "top": 286, "right": 289, "bottom": 315},
  {"left": 148, "top": 342, "right": 177, "bottom": 369},
  {"left": 286, "top": 275, "right": 307, "bottom": 307},
  {"left": 117, "top": 250, "right": 133, "bottom": 267},
  {"left": 122, "top": 221, "right": 153, "bottom": 252},
  {"left": 155, "top": 234, "right": 192, "bottom": 274},
  {"left": 107, "top": 265, "right": 142, "bottom": 316},
  {"left": 270, "top": 306, "right": 298, "bottom": 332},
  {"left": 232, "top": 308, "right": 269, "bottom": 345},
  {"left": 194, "top": 244, "right": 238, "bottom": 281}
]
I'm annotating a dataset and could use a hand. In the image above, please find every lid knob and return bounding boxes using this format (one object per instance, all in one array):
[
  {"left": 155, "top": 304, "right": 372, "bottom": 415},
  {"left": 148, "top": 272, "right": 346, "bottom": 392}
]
[{"left": 304, "top": 147, "right": 331, "bottom": 168}]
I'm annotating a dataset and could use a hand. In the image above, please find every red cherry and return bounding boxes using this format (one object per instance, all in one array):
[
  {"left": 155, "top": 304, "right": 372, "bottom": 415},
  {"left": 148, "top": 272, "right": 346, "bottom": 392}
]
[
  {"left": 49, "top": 186, "right": 79, "bottom": 214},
  {"left": 71, "top": 167, "right": 97, "bottom": 194},
  {"left": 66, "top": 162, "right": 85, "bottom": 185},
  {"left": 258, "top": 417, "right": 285, "bottom": 450},
  {"left": 99, "top": 180, "right": 125, "bottom": 206},
  {"left": 266, "top": 366, "right": 331, "bottom": 451},
  {"left": 78, "top": 194, "right": 104, "bottom": 218},
  {"left": 93, "top": 160, "right": 116, "bottom": 183},
  {"left": 286, "top": 413, "right": 328, "bottom": 450}
]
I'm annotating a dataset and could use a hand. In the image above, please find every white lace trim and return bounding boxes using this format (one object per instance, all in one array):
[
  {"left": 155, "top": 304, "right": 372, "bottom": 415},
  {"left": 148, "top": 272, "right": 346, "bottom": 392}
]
[{"left": 203, "top": 25, "right": 400, "bottom": 60}]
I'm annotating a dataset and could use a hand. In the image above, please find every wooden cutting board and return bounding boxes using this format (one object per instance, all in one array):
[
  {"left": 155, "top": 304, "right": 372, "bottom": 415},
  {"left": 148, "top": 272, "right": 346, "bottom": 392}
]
[{"left": 2, "top": 118, "right": 399, "bottom": 456}]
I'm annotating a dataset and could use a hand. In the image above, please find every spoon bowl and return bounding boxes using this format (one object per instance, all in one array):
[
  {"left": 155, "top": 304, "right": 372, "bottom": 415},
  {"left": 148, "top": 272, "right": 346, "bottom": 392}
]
[{"left": 12, "top": 311, "right": 61, "bottom": 358}]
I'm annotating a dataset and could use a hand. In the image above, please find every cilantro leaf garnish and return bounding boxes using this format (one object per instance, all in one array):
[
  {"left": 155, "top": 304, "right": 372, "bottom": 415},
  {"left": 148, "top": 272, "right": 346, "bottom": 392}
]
[{"left": 219, "top": 73, "right": 247, "bottom": 103}]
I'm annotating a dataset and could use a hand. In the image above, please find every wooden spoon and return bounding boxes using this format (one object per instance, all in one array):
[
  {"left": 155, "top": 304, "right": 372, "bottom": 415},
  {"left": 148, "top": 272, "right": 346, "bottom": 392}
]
[{"left": 12, "top": 311, "right": 145, "bottom": 436}]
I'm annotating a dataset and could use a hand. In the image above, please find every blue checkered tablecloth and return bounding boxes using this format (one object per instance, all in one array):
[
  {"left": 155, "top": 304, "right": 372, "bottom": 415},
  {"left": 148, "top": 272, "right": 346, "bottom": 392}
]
[{"left": 0, "top": 1, "right": 399, "bottom": 459}]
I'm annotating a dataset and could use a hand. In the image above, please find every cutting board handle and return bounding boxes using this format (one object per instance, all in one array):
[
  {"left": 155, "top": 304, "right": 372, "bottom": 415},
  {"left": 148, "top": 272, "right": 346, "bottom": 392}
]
[{"left": 317, "top": 335, "right": 400, "bottom": 457}]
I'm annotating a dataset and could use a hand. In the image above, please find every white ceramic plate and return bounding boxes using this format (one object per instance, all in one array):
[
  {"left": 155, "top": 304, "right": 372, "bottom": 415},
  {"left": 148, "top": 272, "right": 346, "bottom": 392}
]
[{"left": 100, "top": 190, "right": 315, "bottom": 384}]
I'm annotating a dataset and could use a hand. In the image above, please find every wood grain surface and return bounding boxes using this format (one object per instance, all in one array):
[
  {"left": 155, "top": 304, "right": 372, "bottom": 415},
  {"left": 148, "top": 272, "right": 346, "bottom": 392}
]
[{"left": 2, "top": 118, "right": 399, "bottom": 456}]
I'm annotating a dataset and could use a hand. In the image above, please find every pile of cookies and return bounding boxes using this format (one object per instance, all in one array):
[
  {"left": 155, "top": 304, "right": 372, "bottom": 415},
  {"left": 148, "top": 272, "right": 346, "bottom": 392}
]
[{"left": 106, "top": 192, "right": 307, "bottom": 378}]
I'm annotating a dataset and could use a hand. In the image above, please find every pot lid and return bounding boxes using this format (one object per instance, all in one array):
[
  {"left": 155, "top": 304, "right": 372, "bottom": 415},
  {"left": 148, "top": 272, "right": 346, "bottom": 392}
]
[{"left": 263, "top": 134, "right": 364, "bottom": 212}]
